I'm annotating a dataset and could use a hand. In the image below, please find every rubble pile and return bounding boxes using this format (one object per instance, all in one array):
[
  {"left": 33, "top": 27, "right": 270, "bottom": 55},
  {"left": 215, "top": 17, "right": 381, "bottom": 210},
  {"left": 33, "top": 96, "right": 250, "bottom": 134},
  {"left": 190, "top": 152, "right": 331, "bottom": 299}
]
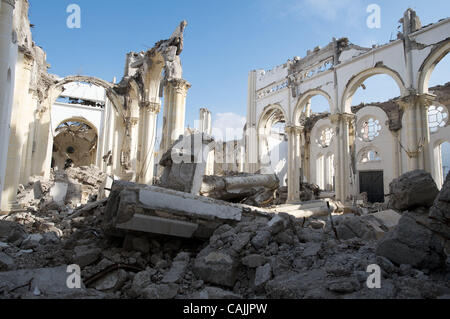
[
  {"left": 0, "top": 168, "right": 449, "bottom": 299},
  {"left": 201, "top": 173, "right": 279, "bottom": 207},
  {"left": 17, "top": 165, "right": 107, "bottom": 212},
  {"left": 377, "top": 170, "right": 449, "bottom": 270}
]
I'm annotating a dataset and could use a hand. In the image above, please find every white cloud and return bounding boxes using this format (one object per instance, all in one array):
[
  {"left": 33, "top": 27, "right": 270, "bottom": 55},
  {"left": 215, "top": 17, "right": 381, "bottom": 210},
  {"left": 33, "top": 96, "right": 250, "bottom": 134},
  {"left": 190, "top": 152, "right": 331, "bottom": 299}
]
[{"left": 211, "top": 112, "right": 246, "bottom": 142}]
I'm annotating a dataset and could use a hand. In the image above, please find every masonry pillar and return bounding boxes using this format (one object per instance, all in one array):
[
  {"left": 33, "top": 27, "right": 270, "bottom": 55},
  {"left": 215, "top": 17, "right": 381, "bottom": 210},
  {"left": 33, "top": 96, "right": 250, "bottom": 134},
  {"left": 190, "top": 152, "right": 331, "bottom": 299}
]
[
  {"left": 292, "top": 126, "right": 303, "bottom": 201},
  {"left": 199, "top": 108, "right": 215, "bottom": 176},
  {"left": 286, "top": 126, "right": 299, "bottom": 203},
  {"left": 1, "top": 52, "right": 33, "bottom": 211},
  {"left": 399, "top": 93, "right": 435, "bottom": 172},
  {"left": 160, "top": 79, "right": 191, "bottom": 153},
  {"left": 0, "top": 0, "right": 16, "bottom": 212},
  {"left": 331, "top": 113, "right": 354, "bottom": 203},
  {"left": 137, "top": 101, "right": 160, "bottom": 185}
]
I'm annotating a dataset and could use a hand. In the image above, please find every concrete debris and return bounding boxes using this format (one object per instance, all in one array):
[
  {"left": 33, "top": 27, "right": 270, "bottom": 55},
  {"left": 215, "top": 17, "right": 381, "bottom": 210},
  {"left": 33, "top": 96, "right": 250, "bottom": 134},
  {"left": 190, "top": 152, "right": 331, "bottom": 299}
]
[
  {"left": 0, "top": 167, "right": 448, "bottom": 299},
  {"left": 388, "top": 170, "right": 439, "bottom": 211},
  {"left": 17, "top": 165, "right": 108, "bottom": 212},
  {"left": 429, "top": 172, "right": 450, "bottom": 240},
  {"left": 103, "top": 181, "right": 244, "bottom": 239},
  {"left": 335, "top": 210, "right": 401, "bottom": 241},
  {"left": 200, "top": 173, "right": 279, "bottom": 207},
  {"left": 0, "top": 266, "right": 87, "bottom": 299},
  {"left": 158, "top": 133, "right": 215, "bottom": 195},
  {"left": 377, "top": 171, "right": 449, "bottom": 270}
]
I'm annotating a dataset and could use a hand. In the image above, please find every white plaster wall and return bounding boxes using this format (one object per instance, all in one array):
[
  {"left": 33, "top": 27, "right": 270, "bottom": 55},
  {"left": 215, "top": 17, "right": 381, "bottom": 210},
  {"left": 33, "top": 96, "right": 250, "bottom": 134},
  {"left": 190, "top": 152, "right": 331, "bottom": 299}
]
[{"left": 354, "top": 106, "right": 396, "bottom": 197}]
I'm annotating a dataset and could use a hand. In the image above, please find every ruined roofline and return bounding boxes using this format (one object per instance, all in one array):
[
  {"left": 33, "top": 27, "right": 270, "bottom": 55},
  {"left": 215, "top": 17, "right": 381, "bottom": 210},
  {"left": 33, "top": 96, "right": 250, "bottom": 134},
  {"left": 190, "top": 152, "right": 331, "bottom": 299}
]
[
  {"left": 257, "top": 10, "right": 449, "bottom": 83},
  {"left": 351, "top": 81, "right": 450, "bottom": 111}
]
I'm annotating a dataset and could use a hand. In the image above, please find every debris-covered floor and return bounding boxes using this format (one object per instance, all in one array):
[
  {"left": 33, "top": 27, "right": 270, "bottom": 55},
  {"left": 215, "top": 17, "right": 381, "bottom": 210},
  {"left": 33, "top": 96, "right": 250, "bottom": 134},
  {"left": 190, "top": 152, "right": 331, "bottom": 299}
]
[{"left": 0, "top": 166, "right": 449, "bottom": 299}]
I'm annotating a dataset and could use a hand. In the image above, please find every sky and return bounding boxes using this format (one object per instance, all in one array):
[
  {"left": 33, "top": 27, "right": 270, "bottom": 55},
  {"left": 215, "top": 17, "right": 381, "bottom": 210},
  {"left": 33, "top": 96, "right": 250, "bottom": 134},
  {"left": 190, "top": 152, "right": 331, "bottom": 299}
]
[{"left": 28, "top": 0, "right": 449, "bottom": 165}]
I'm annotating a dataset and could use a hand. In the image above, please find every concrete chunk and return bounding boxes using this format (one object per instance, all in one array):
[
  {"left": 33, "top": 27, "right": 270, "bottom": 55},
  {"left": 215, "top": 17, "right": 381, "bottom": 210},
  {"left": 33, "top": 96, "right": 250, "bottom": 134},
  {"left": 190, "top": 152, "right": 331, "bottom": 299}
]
[
  {"left": 138, "top": 187, "right": 242, "bottom": 221},
  {"left": 117, "top": 215, "right": 199, "bottom": 239}
]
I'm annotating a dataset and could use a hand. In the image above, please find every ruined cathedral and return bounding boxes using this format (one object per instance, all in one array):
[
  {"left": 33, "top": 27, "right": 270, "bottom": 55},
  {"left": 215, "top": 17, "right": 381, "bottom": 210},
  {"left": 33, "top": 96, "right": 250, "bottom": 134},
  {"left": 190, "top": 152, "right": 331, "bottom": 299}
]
[{"left": 0, "top": 0, "right": 449, "bottom": 300}]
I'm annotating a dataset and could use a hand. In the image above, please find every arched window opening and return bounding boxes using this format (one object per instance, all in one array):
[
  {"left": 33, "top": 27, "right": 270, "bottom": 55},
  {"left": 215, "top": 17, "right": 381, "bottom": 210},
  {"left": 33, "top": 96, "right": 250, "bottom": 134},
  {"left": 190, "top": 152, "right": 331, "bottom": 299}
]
[
  {"left": 428, "top": 53, "right": 450, "bottom": 88},
  {"left": 352, "top": 74, "right": 401, "bottom": 106},
  {"left": 309, "top": 95, "right": 330, "bottom": 114}
]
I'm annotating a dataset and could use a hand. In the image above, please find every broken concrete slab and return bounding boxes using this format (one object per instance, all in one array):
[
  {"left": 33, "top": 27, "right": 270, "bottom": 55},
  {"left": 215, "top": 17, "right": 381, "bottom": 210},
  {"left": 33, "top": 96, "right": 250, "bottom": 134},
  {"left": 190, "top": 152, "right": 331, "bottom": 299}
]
[
  {"left": 270, "top": 200, "right": 339, "bottom": 219},
  {"left": 0, "top": 265, "right": 86, "bottom": 298},
  {"left": 104, "top": 181, "right": 243, "bottom": 239},
  {"left": 117, "top": 215, "right": 200, "bottom": 239},
  {"left": 200, "top": 173, "right": 279, "bottom": 206}
]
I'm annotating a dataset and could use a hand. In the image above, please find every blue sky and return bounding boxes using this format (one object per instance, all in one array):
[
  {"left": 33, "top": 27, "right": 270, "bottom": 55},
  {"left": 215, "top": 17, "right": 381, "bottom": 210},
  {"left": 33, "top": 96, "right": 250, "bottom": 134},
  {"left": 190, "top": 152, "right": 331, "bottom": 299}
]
[{"left": 29, "top": 0, "right": 449, "bottom": 165}]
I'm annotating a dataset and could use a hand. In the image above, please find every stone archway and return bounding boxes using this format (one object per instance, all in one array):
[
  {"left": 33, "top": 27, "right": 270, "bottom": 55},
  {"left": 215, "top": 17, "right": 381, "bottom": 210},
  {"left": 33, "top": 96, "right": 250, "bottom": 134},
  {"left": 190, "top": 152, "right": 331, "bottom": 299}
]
[
  {"left": 294, "top": 89, "right": 333, "bottom": 126},
  {"left": 341, "top": 66, "right": 407, "bottom": 113},
  {"left": 418, "top": 40, "right": 450, "bottom": 94},
  {"left": 257, "top": 104, "right": 288, "bottom": 184}
]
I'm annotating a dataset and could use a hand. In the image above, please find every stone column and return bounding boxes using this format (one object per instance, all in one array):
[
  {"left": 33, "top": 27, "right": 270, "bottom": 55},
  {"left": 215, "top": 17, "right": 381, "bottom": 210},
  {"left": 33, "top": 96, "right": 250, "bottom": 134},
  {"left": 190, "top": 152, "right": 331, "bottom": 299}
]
[
  {"left": 199, "top": 108, "right": 212, "bottom": 135},
  {"left": 128, "top": 115, "right": 140, "bottom": 181},
  {"left": 199, "top": 108, "right": 215, "bottom": 176},
  {"left": 137, "top": 101, "right": 160, "bottom": 185},
  {"left": 0, "top": 0, "right": 16, "bottom": 211},
  {"left": 398, "top": 93, "right": 435, "bottom": 172},
  {"left": 160, "top": 79, "right": 191, "bottom": 154},
  {"left": 286, "top": 126, "right": 298, "bottom": 203},
  {"left": 1, "top": 52, "right": 33, "bottom": 211},
  {"left": 330, "top": 113, "right": 354, "bottom": 203},
  {"left": 292, "top": 126, "right": 303, "bottom": 201}
]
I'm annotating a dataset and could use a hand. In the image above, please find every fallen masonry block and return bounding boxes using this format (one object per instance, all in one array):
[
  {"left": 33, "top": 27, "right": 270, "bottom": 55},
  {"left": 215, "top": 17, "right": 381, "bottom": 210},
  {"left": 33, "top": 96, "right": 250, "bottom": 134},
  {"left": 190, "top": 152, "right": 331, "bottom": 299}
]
[
  {"left": 200, "top": 173, "right": 280, "bottom": 206},
  {"left": 103, "top": 181, "right": 244, "bottom": 239}
]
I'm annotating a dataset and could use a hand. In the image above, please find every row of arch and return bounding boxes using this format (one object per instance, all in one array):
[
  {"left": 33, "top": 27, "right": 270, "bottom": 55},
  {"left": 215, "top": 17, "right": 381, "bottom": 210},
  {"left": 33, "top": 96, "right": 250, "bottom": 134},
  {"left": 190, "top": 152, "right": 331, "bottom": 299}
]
[
  {"left": 255, "top": 40, "right": 450, "bottom": 202},
  {"left": 259, "top": 40, "right": 450, "bottom": 128}
]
